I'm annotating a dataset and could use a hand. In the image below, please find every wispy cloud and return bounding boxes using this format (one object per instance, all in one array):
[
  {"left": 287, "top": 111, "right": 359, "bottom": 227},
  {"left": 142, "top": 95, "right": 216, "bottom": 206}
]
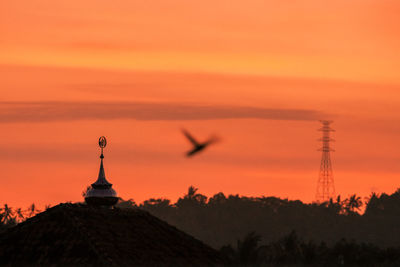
[{"left": 0, "top": 102, "right": 325, "bottom": 123}]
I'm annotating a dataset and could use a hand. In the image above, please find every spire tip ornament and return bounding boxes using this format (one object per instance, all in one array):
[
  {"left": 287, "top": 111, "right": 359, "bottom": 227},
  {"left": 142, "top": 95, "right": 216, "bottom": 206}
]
[{"left": 99, "top": 136, "right": 106, "bottom": 158}]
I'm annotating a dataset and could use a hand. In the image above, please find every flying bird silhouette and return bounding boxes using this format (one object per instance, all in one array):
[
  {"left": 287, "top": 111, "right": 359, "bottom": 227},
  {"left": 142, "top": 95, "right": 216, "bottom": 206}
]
[{"left": 182, "top": 129, "right": 219, "bottom": 157}]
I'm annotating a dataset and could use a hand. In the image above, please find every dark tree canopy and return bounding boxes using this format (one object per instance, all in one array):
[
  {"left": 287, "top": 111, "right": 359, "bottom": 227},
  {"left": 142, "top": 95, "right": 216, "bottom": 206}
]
[{"left": 2, "top": 187, "right": 400, "bottom": 266}]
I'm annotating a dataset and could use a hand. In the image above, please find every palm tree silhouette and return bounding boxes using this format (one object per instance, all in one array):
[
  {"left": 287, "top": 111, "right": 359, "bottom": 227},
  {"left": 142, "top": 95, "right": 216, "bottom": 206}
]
[
  {"left": 186, "top": 186, "right": 198, "bottom": 200},
  {"left": 26, "top": 203, "right": 40, "bottom": 218},
  {"left": 1, "top": 204, "right": 14, "bottom": 223},
  {"left": 346, "top": 194, "right": 363, "bottom": 213},
  {"left": 184, "top": 186, "right": 207, "bottom": 204},
  {"left": 15, "top": 208, "right": 25, "bottom": 222}
]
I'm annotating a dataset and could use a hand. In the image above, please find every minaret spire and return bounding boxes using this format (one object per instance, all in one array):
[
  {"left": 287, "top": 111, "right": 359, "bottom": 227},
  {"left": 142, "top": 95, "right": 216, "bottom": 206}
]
[
  {"left": 92, "top": 137, "right": 112, "bottom": 187},
  {"left": 98, "top": 157, "right": 106, "bottom": 180},
  {"left": 85, "top": 136, "right": 118, "bottom": 207}
]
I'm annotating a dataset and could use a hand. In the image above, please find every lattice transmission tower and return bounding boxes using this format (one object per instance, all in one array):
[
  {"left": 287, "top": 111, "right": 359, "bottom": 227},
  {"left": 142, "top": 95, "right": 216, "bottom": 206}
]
[{"left": 316, "top": 120, "right": 336, "bottom": 202}]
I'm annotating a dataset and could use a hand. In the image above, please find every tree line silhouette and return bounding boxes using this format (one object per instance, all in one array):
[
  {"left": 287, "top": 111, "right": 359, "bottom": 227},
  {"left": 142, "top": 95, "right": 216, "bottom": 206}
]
[
  {"left": 220, "top": 231, "right": 400, "bottom": 266},
  {"left": 0, "top": 203, "right": 43, "bottom": 233},
  {"left": 2, "top": 187, "right": 400, "bottom": 265},
  {"left": 133, "top": 187, "right": 400, "bottom": 265},
  {"left": 115, "top": 186, "right": 400, "bottom": 248}
]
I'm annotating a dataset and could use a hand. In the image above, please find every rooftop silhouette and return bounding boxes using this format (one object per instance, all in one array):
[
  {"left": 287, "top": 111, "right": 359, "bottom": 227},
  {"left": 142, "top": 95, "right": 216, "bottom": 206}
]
[{"left": 0, "top": 203, "right": 225, "bottom": 266}]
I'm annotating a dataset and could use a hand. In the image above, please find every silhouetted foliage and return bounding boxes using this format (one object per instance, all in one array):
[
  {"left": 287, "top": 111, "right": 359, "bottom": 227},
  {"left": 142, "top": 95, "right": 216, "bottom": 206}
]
[
  {"left": 82, "top": 185, "right": 92, "bottom": 198},
  {"left": 116, "top": 198, "right": 137, "bottom": 209},
  {"left": 220, "top": 231, "right": 400, "bottom": 266},
  {"left": 0, "top": 203, "right": 44, "bottom": 233},
  {"left": 117, "top": 186, "right": 400, "bottom": 250},
  {"left": 0, "top": 204, "right": 14, "bottom": 224},
  {"left": 3, "top": 187, "right": 400, "bottom": 265}
]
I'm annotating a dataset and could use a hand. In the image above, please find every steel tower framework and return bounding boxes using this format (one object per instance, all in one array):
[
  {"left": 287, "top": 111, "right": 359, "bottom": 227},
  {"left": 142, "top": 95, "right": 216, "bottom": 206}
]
[{"left": 316, "top": 120, "right": 335, "bottom": 202}]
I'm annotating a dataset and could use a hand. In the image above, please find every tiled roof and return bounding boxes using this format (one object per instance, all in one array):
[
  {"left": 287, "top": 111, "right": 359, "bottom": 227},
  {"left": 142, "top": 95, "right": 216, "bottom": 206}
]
[{"left": 0, "top": 203, "right": 225, "bottom": 266}]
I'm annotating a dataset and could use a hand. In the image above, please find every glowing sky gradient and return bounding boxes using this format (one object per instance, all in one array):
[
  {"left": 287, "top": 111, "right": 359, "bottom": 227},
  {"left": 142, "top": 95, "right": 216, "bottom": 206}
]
[{"left": 1, "top": 0, "right": 400, "bottom": 209}]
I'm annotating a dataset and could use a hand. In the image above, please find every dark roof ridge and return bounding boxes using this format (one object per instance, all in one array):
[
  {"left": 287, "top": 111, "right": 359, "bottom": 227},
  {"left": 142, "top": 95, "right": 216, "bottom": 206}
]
[{"left": 0, "top": 202, "right": 226, "bottom": 266}]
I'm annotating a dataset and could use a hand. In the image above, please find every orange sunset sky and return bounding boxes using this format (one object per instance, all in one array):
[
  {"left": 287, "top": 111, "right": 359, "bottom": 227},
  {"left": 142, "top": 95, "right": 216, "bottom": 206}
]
[{"left": 1, "top": 0, "right": 400, "bottom": 209}]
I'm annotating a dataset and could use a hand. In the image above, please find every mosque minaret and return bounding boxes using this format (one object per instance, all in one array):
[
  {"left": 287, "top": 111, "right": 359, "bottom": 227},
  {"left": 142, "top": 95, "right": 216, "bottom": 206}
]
[{"left": 84, "top": 136, "right": 119, "bottom": 207}]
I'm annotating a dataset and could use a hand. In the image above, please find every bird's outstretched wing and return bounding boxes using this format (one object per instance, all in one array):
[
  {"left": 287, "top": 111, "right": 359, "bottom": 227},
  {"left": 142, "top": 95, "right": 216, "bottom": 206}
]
[
  {"left": 182, "top": 129, "right": 199, "bottom": 146},
  {"left": 205, "top": 135, "right": 221, "bottom": 145},
  {"left": 186, "top": 148, "right": 200, "bottom": 157}
]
